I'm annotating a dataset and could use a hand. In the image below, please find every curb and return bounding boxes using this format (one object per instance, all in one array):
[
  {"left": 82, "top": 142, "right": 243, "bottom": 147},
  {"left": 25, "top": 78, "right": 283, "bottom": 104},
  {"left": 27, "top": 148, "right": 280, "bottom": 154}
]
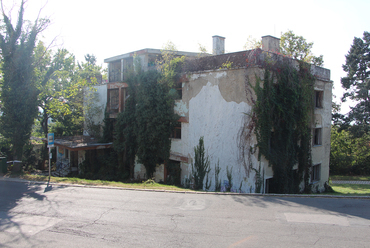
[{"left": 1, "top": 176, "right": 370, "bottom": 200}]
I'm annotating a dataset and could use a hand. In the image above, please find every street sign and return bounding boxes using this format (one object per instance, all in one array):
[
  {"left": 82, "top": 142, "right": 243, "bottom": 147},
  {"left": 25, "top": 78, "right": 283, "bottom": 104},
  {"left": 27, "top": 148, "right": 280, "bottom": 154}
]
[{"left": 48, "top": 133, "right": 54, "bottom": 148}]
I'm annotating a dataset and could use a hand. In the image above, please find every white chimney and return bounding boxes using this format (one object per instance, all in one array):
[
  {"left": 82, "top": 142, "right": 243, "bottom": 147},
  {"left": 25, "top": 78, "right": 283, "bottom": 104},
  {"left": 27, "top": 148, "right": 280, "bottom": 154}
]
[
  {"left": 261, "top": 35, "right": 280, "bottom": 53},
  {"left": 213, "top": 35, "right": 225, "bottom": 55}
]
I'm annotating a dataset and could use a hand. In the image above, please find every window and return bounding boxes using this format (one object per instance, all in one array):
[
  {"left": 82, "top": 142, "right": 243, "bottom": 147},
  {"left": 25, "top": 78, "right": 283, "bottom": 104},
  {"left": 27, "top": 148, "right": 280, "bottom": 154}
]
[
  {"left": 173, "top": 82, "right": 182, "bottom": 100},
  {"left": 313, "top": 128, "right": 322, "bottom": 146},
  {"left": 315, "top": 90, "right": 323, "bottom": 108},
  {"left": 108, "top": 89, "right": 119, "bottom": 113},
  {"left": 311, "top": 164, "right": 321, "bottom": 182},
  {"left": 171, "top": 122, "right": 181, "bottom": 139}
]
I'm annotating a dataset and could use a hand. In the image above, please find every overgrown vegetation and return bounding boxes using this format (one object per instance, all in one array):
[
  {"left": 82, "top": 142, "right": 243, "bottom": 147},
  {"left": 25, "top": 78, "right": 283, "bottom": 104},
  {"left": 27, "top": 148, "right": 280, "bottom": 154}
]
[
  {"left": 114, "top": 46, "right": 180, "bottom": 180},
  {"left": 249, "top": 59, "right": 315, "bottom": 194}
]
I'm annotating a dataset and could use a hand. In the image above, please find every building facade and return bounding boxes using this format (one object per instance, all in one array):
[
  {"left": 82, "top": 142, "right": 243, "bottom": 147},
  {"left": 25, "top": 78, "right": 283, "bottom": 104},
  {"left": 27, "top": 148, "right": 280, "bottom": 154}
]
[{"left": 86, "top": 36, "right": 332, "bottom": 193}]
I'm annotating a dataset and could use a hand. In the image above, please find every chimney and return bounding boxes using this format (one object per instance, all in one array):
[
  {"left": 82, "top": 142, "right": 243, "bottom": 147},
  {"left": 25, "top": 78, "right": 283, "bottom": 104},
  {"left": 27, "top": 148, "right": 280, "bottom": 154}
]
[
  {"left": 261, "top": 35, "right": 280, "bottom": 53},
  {"left": 213, "top": 35, "right": 225, "bottom": 55}
]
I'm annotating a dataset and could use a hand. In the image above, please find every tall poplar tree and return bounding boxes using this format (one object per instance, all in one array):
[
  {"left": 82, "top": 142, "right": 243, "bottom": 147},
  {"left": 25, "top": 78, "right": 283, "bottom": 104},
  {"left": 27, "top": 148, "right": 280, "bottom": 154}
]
[{"left": 0, "top": 1, "right": 49, "bottom": 159}]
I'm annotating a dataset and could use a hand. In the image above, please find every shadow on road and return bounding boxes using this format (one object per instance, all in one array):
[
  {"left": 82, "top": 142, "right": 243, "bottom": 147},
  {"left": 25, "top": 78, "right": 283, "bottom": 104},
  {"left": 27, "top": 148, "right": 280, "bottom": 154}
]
[
  {"left": 231, "top": 194, "right": 370, "bottom": 221},
  {"left": 0, "top": 178, "right": 64, "bottom": 247}
]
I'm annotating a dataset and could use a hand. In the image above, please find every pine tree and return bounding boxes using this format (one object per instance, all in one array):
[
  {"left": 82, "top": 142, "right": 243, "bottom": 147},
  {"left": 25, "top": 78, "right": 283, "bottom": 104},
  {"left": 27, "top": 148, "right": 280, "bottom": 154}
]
[{"left": 341, "top": 31, "right": 370, "bottom": 137}]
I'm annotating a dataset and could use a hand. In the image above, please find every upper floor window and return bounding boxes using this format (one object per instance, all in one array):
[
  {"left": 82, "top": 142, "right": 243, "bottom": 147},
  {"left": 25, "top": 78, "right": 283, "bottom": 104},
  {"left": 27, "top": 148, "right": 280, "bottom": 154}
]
[
  {"left": 170, "top": 122, "right": 181, "bottom": 139},
  {"left": 315, "top": 90, "right": 323, "bottom": 108},
  {"left": 313, "top": 128, "right": 322, "bottom": 146},
  {"left": 108, "top": 89, "right": 119, "bottom": 113}
]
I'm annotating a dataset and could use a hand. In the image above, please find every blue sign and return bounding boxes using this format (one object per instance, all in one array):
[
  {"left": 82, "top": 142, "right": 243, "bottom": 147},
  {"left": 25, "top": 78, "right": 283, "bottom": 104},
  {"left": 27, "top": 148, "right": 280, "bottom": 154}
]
[{"left": 48, "top": 133, "right": 54, "bottom": 147}]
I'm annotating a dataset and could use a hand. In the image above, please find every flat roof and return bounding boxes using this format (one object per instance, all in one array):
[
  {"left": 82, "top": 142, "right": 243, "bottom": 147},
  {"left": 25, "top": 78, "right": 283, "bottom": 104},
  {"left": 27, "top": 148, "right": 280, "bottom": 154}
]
[{"left": 104, "top": 48, "right": 200, "bottom": 63}]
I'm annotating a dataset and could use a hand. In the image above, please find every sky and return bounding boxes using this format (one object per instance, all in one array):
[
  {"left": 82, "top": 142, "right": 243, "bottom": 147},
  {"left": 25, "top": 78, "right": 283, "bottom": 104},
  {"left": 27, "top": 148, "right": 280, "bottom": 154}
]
[{"left": 5, "top": 0, "right": 370, "bottom": 114}]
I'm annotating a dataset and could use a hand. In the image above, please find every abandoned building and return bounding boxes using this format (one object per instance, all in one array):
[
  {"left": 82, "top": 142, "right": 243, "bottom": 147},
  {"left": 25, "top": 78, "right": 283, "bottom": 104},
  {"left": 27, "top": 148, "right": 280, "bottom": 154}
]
[{"left": 60, "top": 35, "right": 332, "bottom": 193}]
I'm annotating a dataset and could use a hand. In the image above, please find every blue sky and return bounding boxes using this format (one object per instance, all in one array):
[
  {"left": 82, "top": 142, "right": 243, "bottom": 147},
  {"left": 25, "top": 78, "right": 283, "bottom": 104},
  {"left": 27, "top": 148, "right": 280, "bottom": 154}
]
[{"left": 7, "top": 0, "right": 370, "bottom": 113}]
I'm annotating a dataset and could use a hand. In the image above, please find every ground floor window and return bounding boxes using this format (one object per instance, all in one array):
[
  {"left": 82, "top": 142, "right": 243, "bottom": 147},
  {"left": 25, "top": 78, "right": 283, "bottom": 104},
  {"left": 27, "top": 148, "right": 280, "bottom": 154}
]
[{"left": 311, "top": 164, "right": 321, "bottom": 182}]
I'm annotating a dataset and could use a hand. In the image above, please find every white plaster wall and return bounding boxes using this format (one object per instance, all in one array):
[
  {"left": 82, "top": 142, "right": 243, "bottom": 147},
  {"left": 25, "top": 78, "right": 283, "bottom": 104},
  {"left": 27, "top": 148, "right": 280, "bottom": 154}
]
[{"left": 186, "top": 81, "right": 257, "bottom": 192}]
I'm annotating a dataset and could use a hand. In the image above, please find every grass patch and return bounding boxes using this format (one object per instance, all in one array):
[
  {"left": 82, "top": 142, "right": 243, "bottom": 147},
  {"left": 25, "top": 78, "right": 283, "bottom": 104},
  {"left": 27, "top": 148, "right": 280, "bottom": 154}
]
[
  {"left": 329, "top": 183, "right": 370, "bottom": 196},
  {"left": 330, "top": 175, "right": 370, "bottom": 181},
  {"left": 16, "top": 174, "right": 194, "bottom": 192}
]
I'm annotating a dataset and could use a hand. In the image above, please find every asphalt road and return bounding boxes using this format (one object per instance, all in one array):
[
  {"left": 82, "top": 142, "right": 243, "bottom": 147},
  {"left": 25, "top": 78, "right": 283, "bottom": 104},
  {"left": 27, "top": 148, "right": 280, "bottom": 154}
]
[{"left": 0, "top": 179, "right": 369, "bottom": 248}]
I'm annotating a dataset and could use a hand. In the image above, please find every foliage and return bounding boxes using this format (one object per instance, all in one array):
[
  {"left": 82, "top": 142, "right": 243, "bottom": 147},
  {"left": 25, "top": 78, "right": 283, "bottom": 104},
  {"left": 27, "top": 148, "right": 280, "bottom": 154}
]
[
  {"left": 330, "top": 126, "right": 370, "bottom": 175},
  {"left": 50, "top": 55, "right": 102, "bottom": 137},
  {"left": 243, "top": 35, "right": 262, "bottom": 50},
  {"left": 251, "top": 59, "right": 315, "bottom": 194},
  {"left": 280, "top": 30, "right": 324, "bottom": 66},
  {"left": 198, "top": 43, "right": 208, "bottom": 57},
  {"left": 191, "top": 137, "right": 211, "bottom": 190},
  {"left": 156, "top": 41, "right": 185, "bottom": 87},
  {"left": 34, "top": 42, "right": 75, "bottom": 138},
  {"left": 0, "top": 1, "right": 48, "bottom": 159},
  {"left": 226, "top": 166, "right": 233, "bottom": 192},
  {"left": 135, "top": 70, "right": 179, "bottom": 178},
  {"left": 214, "top": 160, "right": 221, "bottom": 192},
  {"left": 340, "top": 31, "right": 370, "bottom": 137}
]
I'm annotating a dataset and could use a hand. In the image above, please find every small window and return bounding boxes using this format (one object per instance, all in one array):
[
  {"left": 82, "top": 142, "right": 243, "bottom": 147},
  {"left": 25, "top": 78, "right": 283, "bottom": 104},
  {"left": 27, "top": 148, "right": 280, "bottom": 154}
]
[
  {"left": 311, "top": 164, "right": 321, "bottom": 182},
  {"left": 175, "top": 82, "right": 182, "bottom": 100},
  {"left": 171, "top": 122, "right": 181, "bottom": 139},
  {"left": 315, "top": 91, "right": 323, "bottom": 108},
  {"left": 313, "top": 128, "right": 322, "bottom": 146}
]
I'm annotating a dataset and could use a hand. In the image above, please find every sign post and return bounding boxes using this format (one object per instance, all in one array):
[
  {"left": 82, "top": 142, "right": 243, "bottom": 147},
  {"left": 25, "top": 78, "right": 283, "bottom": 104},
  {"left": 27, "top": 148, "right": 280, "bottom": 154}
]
[{"left": 47, "top": 133, "right": 54, "bottom": 178}]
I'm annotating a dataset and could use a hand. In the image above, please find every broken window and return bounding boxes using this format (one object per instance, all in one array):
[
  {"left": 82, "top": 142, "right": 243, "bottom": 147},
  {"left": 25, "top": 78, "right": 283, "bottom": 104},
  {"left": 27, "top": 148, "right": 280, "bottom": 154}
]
[
  {"left": 171, "top": 122, "right": 181, "bottom": 139},
  {"left": 313, "top": 128, "right": 322, "bottom": 146},
  {"left": 311, "top": 164, "right": 321, "bottom": 182},
  {"left": 315, "top": 90, "right": 323, "bottom": 108}
]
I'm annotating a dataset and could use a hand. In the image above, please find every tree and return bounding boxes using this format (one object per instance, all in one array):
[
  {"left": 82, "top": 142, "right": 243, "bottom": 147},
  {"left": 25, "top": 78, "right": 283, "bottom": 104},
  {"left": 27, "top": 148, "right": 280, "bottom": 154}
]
[
  {"left": 34, "top": 41, "right": 75, "bottom": 138},
  {"left": 192, "top": 137, "right": 211, "bottom": 190},
  {"left": 280, "top": 30, "right": 324, "bottom": 66},
  {"left": 340, "top": 31, "right": 370, "bottom": 137},
  {"left": 0, "top": 1, "right": 49, "bottom": 159}
]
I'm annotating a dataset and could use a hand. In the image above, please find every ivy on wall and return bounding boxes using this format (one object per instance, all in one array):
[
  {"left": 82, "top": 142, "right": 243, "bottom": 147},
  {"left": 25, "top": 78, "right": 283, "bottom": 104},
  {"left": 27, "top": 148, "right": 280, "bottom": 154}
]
[{"left": 250, "top": 59, "right": 315, "bottom": 194}]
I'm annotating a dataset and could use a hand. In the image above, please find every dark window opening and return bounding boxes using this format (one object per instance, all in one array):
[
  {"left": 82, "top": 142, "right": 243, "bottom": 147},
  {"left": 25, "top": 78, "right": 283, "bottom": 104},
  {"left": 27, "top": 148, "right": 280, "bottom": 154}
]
[
  {"left": 311, "top": 164, "right": 321, "bottom": 182},
  {"left": 166, "top": 160, "right": 181, "bottom": 185},
  {"left": 171, "top": 122, "right": 181, "bottom": 139},
  {"left": 313, "top": 128, "right": 322, "bottom": 146},
  {"left": 315, "top": 90, "right": 323, "bottom": 108}
]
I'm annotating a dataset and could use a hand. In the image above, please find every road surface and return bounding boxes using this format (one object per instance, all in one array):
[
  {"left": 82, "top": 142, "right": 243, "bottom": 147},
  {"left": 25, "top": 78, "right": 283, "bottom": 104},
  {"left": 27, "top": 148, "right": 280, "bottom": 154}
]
[{"left": 0, "top": 178, "right": 369, "bottom": 247}]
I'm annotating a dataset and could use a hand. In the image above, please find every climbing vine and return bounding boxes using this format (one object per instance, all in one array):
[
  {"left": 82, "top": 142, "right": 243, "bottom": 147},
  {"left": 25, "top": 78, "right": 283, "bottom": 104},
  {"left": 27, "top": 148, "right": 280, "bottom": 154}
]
[{"left": 250, "top": 58, "right": 315, "bottom": 194}]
